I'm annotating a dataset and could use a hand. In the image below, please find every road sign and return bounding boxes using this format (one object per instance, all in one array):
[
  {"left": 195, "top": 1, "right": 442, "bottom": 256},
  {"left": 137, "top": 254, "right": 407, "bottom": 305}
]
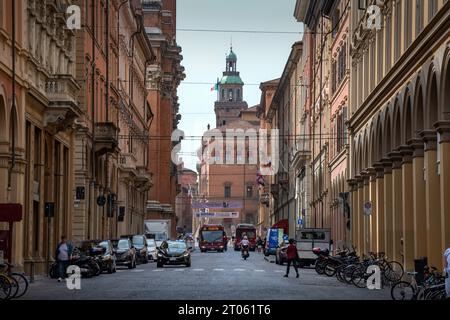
[
  {"left": 363, "top": 201, "right": 372, "bottom": 216},
  {"left": 297, "top": 218, "right": 303, "bottom": 225},
  {"left": 195, "top": 211, "right": 239, "bottom": 218},
  {"left": 97, "top": 195, "right": 106, "bottom": 207}
]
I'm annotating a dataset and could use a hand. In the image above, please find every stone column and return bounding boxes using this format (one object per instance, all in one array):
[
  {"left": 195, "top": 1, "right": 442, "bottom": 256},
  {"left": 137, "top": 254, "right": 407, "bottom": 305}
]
[
  {"left": 348, "top": 179, "right": 358, "bottom": 249},
  {"left": 435, "top": 121, "right": 450, "bottom": 256},
  {"left": 374, "top": 162, "right": 385, "bottom": 253},
  {"left": 381, "top": 158, "right": 394, "bottom": 260},
  {"left": 367, "top": 167, "right": 378, "bottom": 252},
  {"left": 420, "top": 130, "right": 441, "bottom": 268},
  {"left": 356, "top": 175, "right": 364, "bottom": 253},
  {"left": 389, "top": 151, "right": 404, "bottom": 263},
  {"left": 410, "top": 138, "right": 427, "bottom": 259},
  {"left": 399, "top": 145, "right": 414, "bottom": 270}
]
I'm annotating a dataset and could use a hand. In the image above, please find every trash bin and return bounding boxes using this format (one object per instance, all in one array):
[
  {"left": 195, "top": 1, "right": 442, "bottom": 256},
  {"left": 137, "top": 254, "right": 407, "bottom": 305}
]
[{"left": 414, "top": 257, "right": 428, "bottom": 285}]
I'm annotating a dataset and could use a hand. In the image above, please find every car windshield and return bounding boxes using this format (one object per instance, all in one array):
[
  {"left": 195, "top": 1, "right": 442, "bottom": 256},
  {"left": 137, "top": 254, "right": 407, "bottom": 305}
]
[
  {"left": 201, "top": 230, "right": 223, "bottom": 243},
  {"left": 146, "top": 239, "right": 156, "bottom": 247},
  {"left": 117, "top": 239, "right": 130, "bottom": 250},
  {"left": 167, "top": 242, "right": 187, "bottom": 250},
  {"left": 132, "top": 236, "right": 144, "bottom": 245},
  {"left": 99, "top": 241, "right": 109, "bottom": 251}
]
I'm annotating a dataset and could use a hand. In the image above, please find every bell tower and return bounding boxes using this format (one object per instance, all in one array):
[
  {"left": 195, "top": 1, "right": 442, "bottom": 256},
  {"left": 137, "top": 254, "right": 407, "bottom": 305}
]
[{"left": 214, "top": 47, "right": 247, "bottom": 127}]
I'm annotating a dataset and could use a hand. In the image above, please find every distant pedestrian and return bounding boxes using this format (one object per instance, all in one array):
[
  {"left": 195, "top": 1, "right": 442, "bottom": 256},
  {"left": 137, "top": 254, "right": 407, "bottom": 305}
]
[
  {"left": 55, "top": 235, "right": 73, "bottom": 282},
  {"left": 444, "top": 247, "right": 450, "bottom": 299},
  {"left": 256, "top": 237, "right": 263, "bottom": 253},
  {"left": 284, "top": 239, "right": 299, "bottom": 278}
]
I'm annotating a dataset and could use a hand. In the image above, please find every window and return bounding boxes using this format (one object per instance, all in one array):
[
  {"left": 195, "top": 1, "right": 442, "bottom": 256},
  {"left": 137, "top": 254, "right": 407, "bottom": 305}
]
[
  {"left": 222, "top": 89, "right": 225, "bottom": 100},
  {"left": 228, "top": 89, "right": 233, "bottom": 101},
  {"left": 224, "top": 185, "right": 231, "bottom": 198},
  {"left": 237, "top": 89, "right": 240, "bottom": 100},
  {"left": 336, "top": 106, "right": 348, "bottom": 154},
  {"left": 246, "top": 185, "right": 253, "bottom": 198},
  {"left": 416, "top": 0, "right": 423, "bottom": 35}
]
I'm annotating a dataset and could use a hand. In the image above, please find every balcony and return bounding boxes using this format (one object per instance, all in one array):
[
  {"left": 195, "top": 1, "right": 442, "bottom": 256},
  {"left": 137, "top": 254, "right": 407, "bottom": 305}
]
[
  {"left": 94, "top": 122, "right": 119, "bottom": 155},
  {"left": 135, "top": 166, "right": 153, "bottom": 192},
  {"left": 44, "top": 75, "right": 81, "bottom": 134},
  {"left": 119, "top": 153, "right": 137, "bottom": 175}
]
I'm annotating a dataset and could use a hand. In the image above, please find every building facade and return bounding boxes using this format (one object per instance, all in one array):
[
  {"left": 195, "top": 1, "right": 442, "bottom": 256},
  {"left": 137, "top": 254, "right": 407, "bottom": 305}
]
[
  {"left": 175, "top": 168, "right": 198, "bottom": 234},
  {"left": 348, "top": 0, "right": 450, "bottom": 270},
  {"left": 142, "top": 0, "right": 185, "bottom": 239}
]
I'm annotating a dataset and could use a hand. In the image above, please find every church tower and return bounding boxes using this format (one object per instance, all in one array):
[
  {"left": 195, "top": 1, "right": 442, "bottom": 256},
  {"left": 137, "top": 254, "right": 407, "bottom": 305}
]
[{"left": 214, "top": 47, "right": 248, "bottom": 127}]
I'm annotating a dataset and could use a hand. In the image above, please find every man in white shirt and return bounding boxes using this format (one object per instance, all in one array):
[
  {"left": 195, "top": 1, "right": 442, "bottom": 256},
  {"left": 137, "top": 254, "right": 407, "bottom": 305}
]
[{"left": 444, "top": 247, "right": 450, "bottom": 298}]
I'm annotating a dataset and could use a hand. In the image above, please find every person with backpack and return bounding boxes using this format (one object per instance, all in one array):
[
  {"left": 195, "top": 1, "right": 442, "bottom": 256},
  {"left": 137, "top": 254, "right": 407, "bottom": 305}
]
[{"left": 284, "top": 239, "right": 299, "bottom": 278}]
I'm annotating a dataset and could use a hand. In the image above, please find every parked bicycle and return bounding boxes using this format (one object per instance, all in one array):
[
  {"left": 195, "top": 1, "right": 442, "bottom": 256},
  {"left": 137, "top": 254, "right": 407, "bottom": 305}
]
[
  {"left": 0, "top": 262, "right": 29, "bottom": 300},
  {"left": 391, "top": 266, "right": 447, "bottom": 300}
]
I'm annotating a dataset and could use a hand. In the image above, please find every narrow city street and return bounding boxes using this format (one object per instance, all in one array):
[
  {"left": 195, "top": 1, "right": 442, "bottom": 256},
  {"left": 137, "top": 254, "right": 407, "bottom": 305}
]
[{"left": 24, "top": 249, "right": 390, "bottom": 300}]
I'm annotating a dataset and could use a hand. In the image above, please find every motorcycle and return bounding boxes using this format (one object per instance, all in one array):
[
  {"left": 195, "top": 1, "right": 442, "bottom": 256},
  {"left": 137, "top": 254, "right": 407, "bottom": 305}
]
[{"left": 241, "top": 244, "right": 250, "bottom": 260}]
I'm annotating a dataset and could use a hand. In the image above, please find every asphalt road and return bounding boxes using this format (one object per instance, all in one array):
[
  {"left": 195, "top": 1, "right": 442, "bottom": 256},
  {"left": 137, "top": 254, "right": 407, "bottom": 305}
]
[{"left": 23, "top": 248, "right": 391, "bottom": 300}]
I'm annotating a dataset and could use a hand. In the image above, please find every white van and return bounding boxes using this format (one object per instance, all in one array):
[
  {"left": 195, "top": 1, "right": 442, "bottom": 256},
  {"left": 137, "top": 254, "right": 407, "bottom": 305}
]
[{"left": 296, "top": 228, "right": 332, "bottom": 267}]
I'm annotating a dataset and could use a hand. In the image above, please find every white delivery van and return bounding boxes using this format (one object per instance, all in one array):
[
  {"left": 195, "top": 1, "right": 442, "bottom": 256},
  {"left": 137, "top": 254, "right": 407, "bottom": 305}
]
[{"left": 296, "top": 228, "right": 332, "bottom": 267}]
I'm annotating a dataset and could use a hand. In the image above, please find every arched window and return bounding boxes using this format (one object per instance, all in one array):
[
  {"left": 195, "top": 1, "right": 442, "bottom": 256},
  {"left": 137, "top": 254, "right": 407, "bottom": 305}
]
[
  {"left": 405, "top": 0, "right": 412, "bottom": 48},
  {"left": 394, "top": 0, "right": 401, "bottom": 61},
  {"left": 429, "top": 0, "right": 438, "bottom": 20},
  {"left": 228, "top": 89, "right": 233, "bottom": 101},
  {"left": 222, "top": 89, "right": 225, "bottom": 100},
  {"left": 237, "top": 89, "right": 240, "bottom": 100}
]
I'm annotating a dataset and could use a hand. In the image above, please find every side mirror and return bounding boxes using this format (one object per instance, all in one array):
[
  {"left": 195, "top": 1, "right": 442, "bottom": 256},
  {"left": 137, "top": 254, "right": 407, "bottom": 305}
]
[{"left": 188, "top": 247, "right": 193, "bottom": 251}]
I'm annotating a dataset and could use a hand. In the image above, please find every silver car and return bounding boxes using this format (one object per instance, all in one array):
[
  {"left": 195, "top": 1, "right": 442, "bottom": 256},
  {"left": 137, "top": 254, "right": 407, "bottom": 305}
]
[{"left": 146, "top": 239, "right": 157, "bottom": 261}]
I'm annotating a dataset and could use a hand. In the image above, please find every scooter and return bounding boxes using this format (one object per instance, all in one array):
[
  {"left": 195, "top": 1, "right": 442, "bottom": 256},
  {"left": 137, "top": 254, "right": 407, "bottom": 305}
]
[{"left": 241, "top": 244, "right": 250, "bottom": 260}]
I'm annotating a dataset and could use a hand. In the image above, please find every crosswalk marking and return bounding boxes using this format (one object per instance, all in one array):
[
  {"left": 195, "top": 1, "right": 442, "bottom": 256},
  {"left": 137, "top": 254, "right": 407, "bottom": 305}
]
[
  {"left": 193, "top": 268, "right": 204, "bottom": 271},
  {"left": 254, "top": 269, "right": 265, "bottom": 272},
  {"left": 274, "top": 270, "right": 284, "bottom": 273},
  {"left": 132, "top": 269, "right": 144, "bottom": 272},
  {"left": 234, "top": 268, "right": 246, "bottom": 271},
  {"left": 173, "top": 269, "right": 185, "bottom": 272},
  {"left": 152, "top": 269, "right": 164, "bottom": 272},
  {"left": 213, "top": 268, "right": 224, "bottom": 271}
]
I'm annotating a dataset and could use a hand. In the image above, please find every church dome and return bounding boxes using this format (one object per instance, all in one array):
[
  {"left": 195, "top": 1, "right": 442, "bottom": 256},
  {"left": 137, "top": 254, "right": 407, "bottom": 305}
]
[{"left": 226, "top": 48, "right": 237, "bottom": 61}]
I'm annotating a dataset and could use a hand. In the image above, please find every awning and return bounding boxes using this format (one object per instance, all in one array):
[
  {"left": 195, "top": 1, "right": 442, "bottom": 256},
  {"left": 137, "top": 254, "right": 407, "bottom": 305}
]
[{"left": 271, "top": 219, "right": 288, "bottom": 235}]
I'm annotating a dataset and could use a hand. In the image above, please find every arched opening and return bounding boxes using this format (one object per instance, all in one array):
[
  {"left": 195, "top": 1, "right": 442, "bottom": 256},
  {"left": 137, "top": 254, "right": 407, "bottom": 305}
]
[
  {"left": 384, "top": 112, "right": 392, "bottom": 156},
  {"left": 404, "top": 96, "right": 413, "bottom": 143},
  {"left": 444, "top": 57, "right": 450, "bottom": 119},
  {"left": 415, "top": 85, "right": 425, "bottom": 135},
  {"left": 0, "top": 95, "right": 6, "bottom": 142},
  {"left": 9, "top": 106, "right": 18, "bottom": 152},
  {"left": 428, "top": 73, "right": 438, "bottom": 128},
  {"left": 393, "top": 106, "right": 402, "bottom": 149},
  {"left": 377, "top": 121, "right": 383, "bottom": 161}
]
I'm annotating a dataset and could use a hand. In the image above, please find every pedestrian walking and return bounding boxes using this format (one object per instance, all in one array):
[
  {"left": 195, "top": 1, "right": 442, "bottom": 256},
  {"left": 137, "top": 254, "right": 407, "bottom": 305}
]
[
  {"left": 284, "top": 239, "right": 299, "bottom": 278},
  {"left": 256, "top": 236, "right": 263, "bottom": 253},
  {"left": 55, "top": 235, "right": 73, "bottom": 282},
  {"left": 444, "top": 247, "right": 450, "bottom": 299}
]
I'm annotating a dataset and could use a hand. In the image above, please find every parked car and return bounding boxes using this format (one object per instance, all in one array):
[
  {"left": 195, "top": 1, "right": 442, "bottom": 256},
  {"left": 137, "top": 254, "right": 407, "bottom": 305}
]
[
  {"left": 121, "top": 235, "right": 148, "bottom": 264},
  {"left": 112, "top": 238, "right": 137, "bottom": 269},
  {"left": 275, "top": 245, "right": 288, "bottom": 265},
  {"left": 79, "top": 239, "right": 116, "bottom": 274},
  {"left": 156, "top": 240, "right": 191, "bottom": 268},
  {"left": 146, "top": 238, "right": 157, "bottom": 261}
]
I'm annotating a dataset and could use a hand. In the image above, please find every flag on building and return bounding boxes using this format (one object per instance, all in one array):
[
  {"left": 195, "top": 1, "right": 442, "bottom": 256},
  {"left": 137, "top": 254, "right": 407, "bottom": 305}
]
[
  {"left": 256, "top": 170, "right": 266, "bottom": 186},
  {"left": 210, "top": 78, "right": 219, "bottom": 91}
]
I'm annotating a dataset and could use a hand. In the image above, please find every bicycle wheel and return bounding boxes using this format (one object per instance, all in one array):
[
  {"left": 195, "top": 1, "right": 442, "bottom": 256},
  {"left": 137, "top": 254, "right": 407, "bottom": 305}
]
[
  {"left": 0, "top": 274, "right": 12, "bottom": 300},
  {"left": 8, "top": 275, "right": 20, "bottom": 299},
  {"left": 385, "top": 261, "right": 404, "bottom": 282},
  {"left": 391, "top": 281, "right": 415, "bottom": 300},
  {"left": 324, "top": 262, "right": 338, "bottom": 277},
  {"left": 351, "top": 268, "right": 368, "bottom": 289},
  {"left": 11, "top": 273, "right": 29, "bottom": 298},
  {"left": 336, "top": 265, "right": 346, "bottom": 283},
  {"left": 343, "top": 265, "right": 357, "bottom": 284}
]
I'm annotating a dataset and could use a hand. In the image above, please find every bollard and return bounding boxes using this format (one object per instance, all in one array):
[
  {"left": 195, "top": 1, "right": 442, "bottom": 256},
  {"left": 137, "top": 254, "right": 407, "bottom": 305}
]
[{"left": 30, "top": 261, "right": 35, "bottom": 283}]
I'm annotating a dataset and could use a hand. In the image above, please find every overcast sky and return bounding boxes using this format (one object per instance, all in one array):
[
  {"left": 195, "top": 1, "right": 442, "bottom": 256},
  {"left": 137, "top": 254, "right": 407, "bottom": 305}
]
[{"left": 176, "top": 0, "right": 303, "bottom": 171}]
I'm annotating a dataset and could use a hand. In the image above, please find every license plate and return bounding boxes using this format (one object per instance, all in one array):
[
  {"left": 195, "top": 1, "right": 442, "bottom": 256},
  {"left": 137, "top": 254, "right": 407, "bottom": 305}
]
[{"left": 170, "top": 257, "right": 177, "bottom": 261}]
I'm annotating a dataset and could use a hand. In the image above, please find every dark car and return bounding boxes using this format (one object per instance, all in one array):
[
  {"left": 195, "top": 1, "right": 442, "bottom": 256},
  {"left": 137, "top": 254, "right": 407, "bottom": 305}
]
[
  {"left": 113, "top": 238, "right": 137, "bottom": 269},
  {"left": 79, "top": 239, "right": 117, "bottom": 274},
  {"left": 121, "top": 235, "right": 148, "bottom": 264},
  {"left": 157, "top": 240, "right": 191, "bottom": 268}
]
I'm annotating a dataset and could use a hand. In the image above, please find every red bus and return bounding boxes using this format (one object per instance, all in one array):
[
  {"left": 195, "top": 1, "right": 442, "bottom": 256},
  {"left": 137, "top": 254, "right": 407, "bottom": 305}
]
[
  {"left": 199, "top": 224, "right": 226, "bottom": 252},
  {"left": 234, "top": 223, "right": 257, "bottom": 251}
]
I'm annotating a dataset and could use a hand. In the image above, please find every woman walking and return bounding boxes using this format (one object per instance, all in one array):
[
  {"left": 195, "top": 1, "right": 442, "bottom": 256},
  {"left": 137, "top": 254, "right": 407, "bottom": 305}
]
[{"left": 284, "top": 239, "right": 299, "bottom": 278}]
